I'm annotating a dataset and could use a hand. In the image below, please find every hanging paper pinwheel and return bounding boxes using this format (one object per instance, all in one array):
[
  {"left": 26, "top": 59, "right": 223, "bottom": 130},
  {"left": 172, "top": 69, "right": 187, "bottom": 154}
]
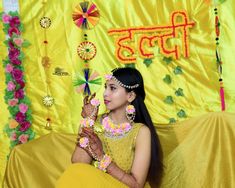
[
  {"left": 73, "top": 68, "right": 102, "bottom": 95},
  {"left": 77, "top": 41, "right": 97, "bottom": 61},
  {"left": 72, "top": 1, "right": 100, "bottom": 30}
]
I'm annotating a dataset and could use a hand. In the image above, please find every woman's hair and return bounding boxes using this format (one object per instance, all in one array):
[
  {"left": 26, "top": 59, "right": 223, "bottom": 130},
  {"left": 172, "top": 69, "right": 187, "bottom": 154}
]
[{"left": 112, "top": 67, "right": 163, "bottom": 186}]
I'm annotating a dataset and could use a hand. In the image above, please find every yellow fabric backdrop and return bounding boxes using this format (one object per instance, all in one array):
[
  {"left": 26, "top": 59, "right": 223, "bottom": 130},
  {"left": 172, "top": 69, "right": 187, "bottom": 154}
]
[{"left": 1, "top": 0, "right": 235, "bottom": 185}]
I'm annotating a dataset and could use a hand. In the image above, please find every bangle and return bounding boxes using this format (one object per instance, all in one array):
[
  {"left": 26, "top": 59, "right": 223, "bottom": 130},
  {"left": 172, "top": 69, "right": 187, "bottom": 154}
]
[
  {"left": 94, "top": 154, "right": 112, "bottom": 172},
  {"left": 87, "top": 144, "right": 99, "bottom": 161}
]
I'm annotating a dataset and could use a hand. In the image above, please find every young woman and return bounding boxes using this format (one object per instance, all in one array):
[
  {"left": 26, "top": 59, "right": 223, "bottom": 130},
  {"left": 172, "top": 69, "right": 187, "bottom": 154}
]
[{"left": 56, "top": 67, "right": 163, "bottom": 188}]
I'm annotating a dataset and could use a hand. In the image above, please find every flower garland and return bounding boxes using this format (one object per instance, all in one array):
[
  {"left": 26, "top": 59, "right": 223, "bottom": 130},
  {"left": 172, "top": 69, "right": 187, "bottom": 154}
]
[
  {"left": 0, "top": 11, "right": 35, "bottom": 149},
  {"left": 102, "top": 116, "right": 132, "bottom": 137}
]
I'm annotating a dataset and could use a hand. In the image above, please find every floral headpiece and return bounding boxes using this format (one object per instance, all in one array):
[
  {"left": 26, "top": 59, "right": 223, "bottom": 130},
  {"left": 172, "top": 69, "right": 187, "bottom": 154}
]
[{"left": 105, "top": 74, "right": 139, "bottom": 89}]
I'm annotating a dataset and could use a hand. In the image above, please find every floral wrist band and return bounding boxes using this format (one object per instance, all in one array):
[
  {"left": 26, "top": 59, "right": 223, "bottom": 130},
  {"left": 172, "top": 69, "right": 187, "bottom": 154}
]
[
  {"left": 80, "top": 117, "right": 95, "bottom": 128},
  {"left": 94, "top": 154, "right": 112, "bottom": 172},
  {"left": 77, "top": 137, "right": 99, "bottom": 161}
]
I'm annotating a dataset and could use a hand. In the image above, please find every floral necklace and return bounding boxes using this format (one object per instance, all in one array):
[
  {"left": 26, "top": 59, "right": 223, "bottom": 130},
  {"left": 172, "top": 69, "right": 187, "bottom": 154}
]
[{"left": 101, "top": 115, "right": 132, "bottom": 137}]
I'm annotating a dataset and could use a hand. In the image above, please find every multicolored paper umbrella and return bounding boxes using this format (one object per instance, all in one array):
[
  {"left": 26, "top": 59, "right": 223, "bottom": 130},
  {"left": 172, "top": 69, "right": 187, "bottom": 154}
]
[
  {"left": 73, "top": 68, "right": 102, "bottom": 95},
  {"left": 77, "top": 41, "right": 97, "bottom": 61},
  {"left": 72, "top": 1, "right": 100, "bottom": 30}
]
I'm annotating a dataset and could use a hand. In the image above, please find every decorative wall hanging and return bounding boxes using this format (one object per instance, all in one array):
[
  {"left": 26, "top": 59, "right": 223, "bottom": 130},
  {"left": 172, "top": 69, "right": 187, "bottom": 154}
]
[
  {"left": 213, "top": 1, "right": 226, "bottom": 111},
  {"left": 72, "top": 1, "right": 101, "bottom": 95},
  {"left": 40, "top": 0, "right": 54, "bottom": 129},
  {"left": 1, "top": 11, "right": 35, "bottom": 149},
  {"left": 108, "top": 10, "right": 195, "bottom": 64},
  {"left": 73, "top": 68, "right": 102, "bottom": 95},
  {"left": 72, "top": 1, "right": 100, "bottom": 30},
  {"left": 77, "top": 41, "right": 97, "bottom": 62}
]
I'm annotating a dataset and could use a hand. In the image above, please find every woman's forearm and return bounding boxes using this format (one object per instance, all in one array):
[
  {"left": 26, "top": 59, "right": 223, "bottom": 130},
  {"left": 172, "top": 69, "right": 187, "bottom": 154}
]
[
  {"left": 107, "top": 162, "right": 141, "bottom": 188},
  {"left": 71, "top": 146, "right": 92, "bottom": 164}
]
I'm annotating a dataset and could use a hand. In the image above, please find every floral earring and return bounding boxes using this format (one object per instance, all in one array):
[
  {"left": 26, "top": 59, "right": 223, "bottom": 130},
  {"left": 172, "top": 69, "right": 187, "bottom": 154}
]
[{"left": 125, "top": 104, "right": 136, "bottom": 123}]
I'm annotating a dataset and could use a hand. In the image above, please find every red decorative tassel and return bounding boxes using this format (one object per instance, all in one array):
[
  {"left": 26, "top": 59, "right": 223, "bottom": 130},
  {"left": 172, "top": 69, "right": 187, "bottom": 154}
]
[
  {"left": 215, "top": 16, "right": 220, "bottom": 37},
  {"left": 219, "top": 80, "right": 225, "bottom": 111}
]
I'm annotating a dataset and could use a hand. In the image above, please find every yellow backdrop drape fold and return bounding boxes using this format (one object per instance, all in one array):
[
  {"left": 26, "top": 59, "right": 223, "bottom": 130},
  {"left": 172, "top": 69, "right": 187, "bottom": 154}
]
[{"left": 3, "top": 112, "right": 235, "bottom": 188}]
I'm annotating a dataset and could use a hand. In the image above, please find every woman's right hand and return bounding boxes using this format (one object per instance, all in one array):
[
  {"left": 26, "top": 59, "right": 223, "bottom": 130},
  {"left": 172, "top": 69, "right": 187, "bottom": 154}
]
[
  {"left": 79, "top": 128, "right": 104, "bottom": 161},
  {"left": 81, "top": 93, "right": 99, "bottom": 121}
]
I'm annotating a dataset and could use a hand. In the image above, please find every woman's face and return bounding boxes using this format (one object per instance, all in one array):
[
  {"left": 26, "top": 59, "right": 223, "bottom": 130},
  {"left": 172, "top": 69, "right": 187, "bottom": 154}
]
[{"left": 103, "top": 79, "right": 130, "bottom": 111}]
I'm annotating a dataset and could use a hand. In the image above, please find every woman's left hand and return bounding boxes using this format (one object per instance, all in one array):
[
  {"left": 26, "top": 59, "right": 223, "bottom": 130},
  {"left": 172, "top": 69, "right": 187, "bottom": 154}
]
[{"left": 79, "top": 128, "right": 104, "bottom": 161}]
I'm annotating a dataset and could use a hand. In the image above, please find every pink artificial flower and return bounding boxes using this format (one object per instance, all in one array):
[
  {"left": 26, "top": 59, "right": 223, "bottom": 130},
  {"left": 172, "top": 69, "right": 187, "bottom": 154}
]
[
  {"left": 8, "top": 27, "right": 20, "bottom": 37},
  {"left": 8, "top": 98, "right": 19, "bottom": 106},
  {"left": 17, "top": 80, "right": 25, "bottom": 89},
  {"left": 18, "top": 134, "right": 29, "bottom": 143},
  {"left": 11, "top": 59, "right": 21, "bottom": 65},
  {"left": 15, "top": 112, "right": 26, "bottom": 123},
  {"left": 90, "top": 98, "right": 100, "bottom": 106},
  {"left": 10, "top": 132, "right": 17, "bottom": 141},
  {"left": 105, "top": 74, "right": 112, "bottom": 81},
  {"left": 7, "top": 81, "right": 16, "bottom": 91},
  {"left": 9, "top": 48, "right": 20, "bottom": 60},
  {"left": 14, "top": 89, "right": 24, "bottom": 99},
  {"left": 6, "top": 64, "right": 14, "bottom": 73},
  {"left": 13, "top": 38, "right": 24, "bottom": 47},
  {"left": 11, "top": 68, "right": 23, "bottom": 81},
  {"left": 2, "top": 14, "right": 11, "bottom": 23},
  {"left": 126, "top": 105, "right": 135, "bottom": 113},
  {"left": 9, "top": 16, "right": 20, "bottom": 27},
  {"left": 19, "top": 121, "right": 31, "bottom": 132},
  {"left": 19, "top": 103, "right": 28, "bottom": 113},
  {"left": 80, "top": 118, "right": 94, "bottom": 128},
  {"left": 8, "top": 41, "right": 15, "bottom": 48},
  {"left": 79, "top": 137, "right": 89, "bottom": 148}
]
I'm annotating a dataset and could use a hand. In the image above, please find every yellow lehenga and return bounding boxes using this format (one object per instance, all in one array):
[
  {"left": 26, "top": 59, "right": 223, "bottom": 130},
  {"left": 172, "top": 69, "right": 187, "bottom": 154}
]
[{"left": 55, "top": 122, "right": 150, "bottom": 188}]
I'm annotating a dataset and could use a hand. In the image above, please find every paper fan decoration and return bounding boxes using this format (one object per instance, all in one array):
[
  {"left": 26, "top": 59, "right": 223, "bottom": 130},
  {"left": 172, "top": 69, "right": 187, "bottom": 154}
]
[
  {"left": 72, "top": 1, "right": 100, "bottom": 30},
  {"left": 77, "top": 41, "right": 97, "bottom": 61},
  {"left": 73, "top": 69, "right": 102, "bottom": 95}
]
